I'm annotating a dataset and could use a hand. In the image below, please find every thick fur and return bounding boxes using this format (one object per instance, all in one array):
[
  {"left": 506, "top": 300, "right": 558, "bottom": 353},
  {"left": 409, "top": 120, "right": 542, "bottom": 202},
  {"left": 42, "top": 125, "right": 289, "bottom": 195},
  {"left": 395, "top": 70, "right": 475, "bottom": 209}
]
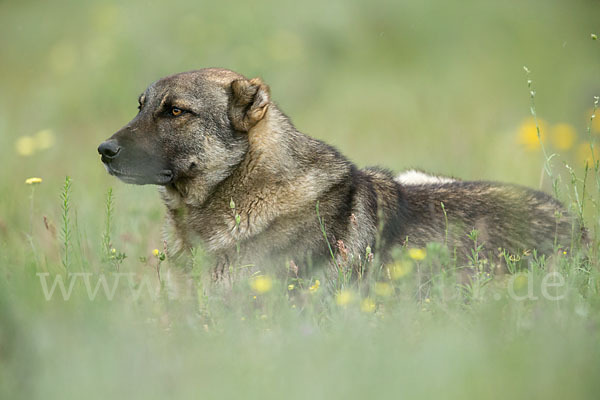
[{"left": 98, "top": 68, "right": 578, "bottom": 277}]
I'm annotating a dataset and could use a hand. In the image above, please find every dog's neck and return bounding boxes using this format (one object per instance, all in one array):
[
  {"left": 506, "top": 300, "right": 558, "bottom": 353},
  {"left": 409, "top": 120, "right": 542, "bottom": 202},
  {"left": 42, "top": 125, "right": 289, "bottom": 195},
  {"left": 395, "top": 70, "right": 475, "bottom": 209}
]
[{"left": 159, "top": 105, "right": 352, "bottom": 256}]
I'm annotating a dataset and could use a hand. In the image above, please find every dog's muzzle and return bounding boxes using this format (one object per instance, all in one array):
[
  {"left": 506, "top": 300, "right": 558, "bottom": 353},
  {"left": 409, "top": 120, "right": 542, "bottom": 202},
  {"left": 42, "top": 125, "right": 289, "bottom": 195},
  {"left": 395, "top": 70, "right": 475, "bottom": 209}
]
[{"left": 98, "top": 140, "right": 121, "bottom": 163}]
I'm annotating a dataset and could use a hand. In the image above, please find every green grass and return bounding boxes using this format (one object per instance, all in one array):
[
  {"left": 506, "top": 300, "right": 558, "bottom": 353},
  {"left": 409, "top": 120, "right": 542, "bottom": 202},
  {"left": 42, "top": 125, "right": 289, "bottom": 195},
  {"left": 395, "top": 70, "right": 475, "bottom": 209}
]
[{"left": 1, "top": 0, "right": 600, "bottom": 398}]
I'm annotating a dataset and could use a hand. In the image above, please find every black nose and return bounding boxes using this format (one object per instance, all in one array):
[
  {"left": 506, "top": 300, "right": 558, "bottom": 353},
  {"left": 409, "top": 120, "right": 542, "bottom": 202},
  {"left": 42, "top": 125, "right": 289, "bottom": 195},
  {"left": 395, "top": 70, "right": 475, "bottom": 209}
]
[{"left": 98, "top": 140, "right": 121, "bottom": 159}]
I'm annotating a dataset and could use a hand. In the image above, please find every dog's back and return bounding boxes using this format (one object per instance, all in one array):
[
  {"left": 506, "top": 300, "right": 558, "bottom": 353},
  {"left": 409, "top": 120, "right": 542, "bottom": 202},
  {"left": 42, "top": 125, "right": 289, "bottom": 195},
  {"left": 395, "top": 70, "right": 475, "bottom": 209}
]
[
  {"left": 391, "top": 175, "right": 575, "bottom": 259},
  {"left": 344, "top": 168, "right": 576, "bottom": 267}
]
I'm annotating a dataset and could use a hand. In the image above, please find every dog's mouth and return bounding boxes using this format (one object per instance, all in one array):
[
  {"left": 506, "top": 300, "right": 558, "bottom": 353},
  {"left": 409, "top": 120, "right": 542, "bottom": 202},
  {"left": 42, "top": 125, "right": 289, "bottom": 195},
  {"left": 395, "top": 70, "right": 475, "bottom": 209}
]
[{"left": 103, "top": 163, "right": 173, "bottom": 185}]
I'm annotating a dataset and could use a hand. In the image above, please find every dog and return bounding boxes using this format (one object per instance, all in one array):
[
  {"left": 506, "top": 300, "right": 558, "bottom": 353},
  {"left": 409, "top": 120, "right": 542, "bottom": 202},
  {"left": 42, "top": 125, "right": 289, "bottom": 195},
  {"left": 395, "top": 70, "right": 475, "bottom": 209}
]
[{"left": 98, "top": 68, "right": 579, "bottom": 279}]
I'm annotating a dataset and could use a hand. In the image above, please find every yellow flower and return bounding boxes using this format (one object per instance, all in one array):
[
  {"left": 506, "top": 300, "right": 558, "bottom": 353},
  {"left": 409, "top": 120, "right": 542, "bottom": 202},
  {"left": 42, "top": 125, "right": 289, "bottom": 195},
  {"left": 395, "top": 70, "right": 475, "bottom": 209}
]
[
  {"left": 309, "top": 279, "right": 320, "bottom": 293},
  {"left": 517, "top": 118, "right": 547, "bottom": 151},
  {"left": 152, "top": 249, "right": 160, "bottom": 257},
  {"left": 111, "top": 248, "right": 117, "bottom": 255},
  {"left": 577, "top": 142, "right": 595, "bottom": 167},
  {"left": 590, "top": 109, "right": 600, "bottom": 134},
  {"left": 16, "top": 136, "right": 36, "bottom": 156},
  {"left": 25, "top": 177, "right": 43, "bottom": 185},
  {"left": 288, "top": 284, "right": 295, "bottom": 291},
  {"left": 550, "top": 123, "right": 576, "bottom": 150},
  {"left": 360, "top": 297, "right": 376, "bottom": 313},
  {"left": 250, "top": 276, "right": 273, "bottom": 294},
  {"left": 335, "top": 290, "right": 353, "bottom": 306},
  {"left": 374, "top": 282, "right": 393, "bottom": 297},
  {"left": 424, "top": 298, "right": 431, "bottom": 303},
  {"left": 408, "top": 248, "right": 426, "bottom": 261},
  {"left": 514, "top": 274, "right": 528, "bottom": 290},
  {"left": 390, "top": 261, "right": 413, "bottom": 280},
  {"left": 15, "top": 130, "right": 55, "bottom": 157}
]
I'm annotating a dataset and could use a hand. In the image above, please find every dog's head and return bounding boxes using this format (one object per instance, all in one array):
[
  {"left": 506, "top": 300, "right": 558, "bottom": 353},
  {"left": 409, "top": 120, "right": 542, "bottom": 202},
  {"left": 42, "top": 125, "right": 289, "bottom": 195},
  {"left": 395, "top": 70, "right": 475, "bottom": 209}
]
[{"left": 98, "top": 68, "right": 270, "bottom": 186}]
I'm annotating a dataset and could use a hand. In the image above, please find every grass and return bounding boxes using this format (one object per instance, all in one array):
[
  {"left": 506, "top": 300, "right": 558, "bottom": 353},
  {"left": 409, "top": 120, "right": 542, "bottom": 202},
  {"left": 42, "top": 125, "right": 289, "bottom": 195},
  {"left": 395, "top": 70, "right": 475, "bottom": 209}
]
[
  {"left": 1, "top": 0, "right": 600, "bottom": 398},
  {"left": 3, "top": 102, "right": 600, "bottom": 399}
]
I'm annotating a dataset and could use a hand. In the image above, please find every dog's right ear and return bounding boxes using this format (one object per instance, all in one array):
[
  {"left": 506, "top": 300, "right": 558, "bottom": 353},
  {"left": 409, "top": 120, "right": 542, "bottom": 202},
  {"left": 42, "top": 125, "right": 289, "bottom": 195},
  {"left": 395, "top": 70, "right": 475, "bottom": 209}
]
[{"left": 229, "top": 78, "right": 271, "bottom": 132}]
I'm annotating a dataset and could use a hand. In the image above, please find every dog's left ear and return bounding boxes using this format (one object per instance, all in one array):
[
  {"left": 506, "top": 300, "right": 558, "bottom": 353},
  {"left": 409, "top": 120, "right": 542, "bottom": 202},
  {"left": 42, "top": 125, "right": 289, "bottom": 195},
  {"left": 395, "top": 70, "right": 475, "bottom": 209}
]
[{"left": 229, "top": 78, "right": 271, "bottom": 132}]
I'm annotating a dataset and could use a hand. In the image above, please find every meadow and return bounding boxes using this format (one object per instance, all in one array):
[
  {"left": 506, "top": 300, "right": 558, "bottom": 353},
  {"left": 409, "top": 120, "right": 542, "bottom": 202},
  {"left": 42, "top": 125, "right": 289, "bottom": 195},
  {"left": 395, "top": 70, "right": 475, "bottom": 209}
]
[{"left": 1, "top": 0, "right": 600, "bottom": 398}]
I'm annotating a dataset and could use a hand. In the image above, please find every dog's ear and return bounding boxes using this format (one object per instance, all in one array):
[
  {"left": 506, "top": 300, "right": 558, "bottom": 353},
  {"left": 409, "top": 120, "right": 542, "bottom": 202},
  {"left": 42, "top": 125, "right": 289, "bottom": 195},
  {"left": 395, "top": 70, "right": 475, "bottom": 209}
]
[{"left": 229, "top": 78, "right": 271, "bottom": 132}]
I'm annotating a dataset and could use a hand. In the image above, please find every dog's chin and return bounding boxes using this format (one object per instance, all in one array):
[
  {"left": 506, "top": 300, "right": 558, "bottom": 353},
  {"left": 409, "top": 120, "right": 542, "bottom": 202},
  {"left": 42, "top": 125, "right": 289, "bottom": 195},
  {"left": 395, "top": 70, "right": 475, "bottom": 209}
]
[{"left": 104, "top": 164, "right": 173, "bottom": 186}]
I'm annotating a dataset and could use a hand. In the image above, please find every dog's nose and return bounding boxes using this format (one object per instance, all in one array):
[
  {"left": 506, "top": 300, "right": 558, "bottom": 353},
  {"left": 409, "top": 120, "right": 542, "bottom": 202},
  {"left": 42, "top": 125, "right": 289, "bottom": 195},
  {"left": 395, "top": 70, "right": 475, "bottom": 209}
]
[{"left": 98, "top": 140, "right": 121, "bottom": 159}]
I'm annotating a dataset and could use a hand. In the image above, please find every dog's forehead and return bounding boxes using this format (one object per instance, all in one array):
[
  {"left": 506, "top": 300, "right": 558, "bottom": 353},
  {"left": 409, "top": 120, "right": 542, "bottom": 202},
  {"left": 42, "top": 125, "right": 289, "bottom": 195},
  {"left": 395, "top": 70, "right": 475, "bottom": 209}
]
[{"left": 145, "top": 69, "right": 245, "bottom": 101}]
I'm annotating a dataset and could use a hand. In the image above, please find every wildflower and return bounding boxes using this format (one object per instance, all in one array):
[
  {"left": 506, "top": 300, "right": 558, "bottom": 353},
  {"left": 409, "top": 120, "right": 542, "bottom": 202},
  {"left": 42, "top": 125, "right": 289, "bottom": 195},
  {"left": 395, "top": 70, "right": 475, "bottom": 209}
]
[
  {"left": 514, "top": 274, "right": 528, "bottom": 290},
  {"left": 550, "top": 123, "right": 575, "bottom": 150},
  {"left": 152, "top": 248, "right": 160, "bottom": 257},
  {"left": 335, "top": 290, "right": 353, "bottom": 306},
  {"left": 250, "top": 276, "right": 273, "bottom": 294},
  {"left": 25, "top": 177, "right": 43, "bottom": 185},
  {"left": 425, "top": 298, "right": 431, "bottom": 303},
  {"left": 16, "top": 130, "right": 55, "bottom": 157},
  {"left": 16, "top": 136, "right": 36, "bottom": 156},
  {"left": 360, "top": 297, "right": 376, "bottom": 313},
  {"left": 577, "top": 142, "right": 594, "bottom": 166},
  {"left": 390, "top": 261, "right": 413, "bottom": 280},
  {"left": 111, "top": 248, "right": 117, "bottom": 255},
  {"left": 374, "top": 282, "right": 393, "bottom": 297},
  {"left": 308, "top": 279, "right": 320, "bottom": 293},
  {"left": 508, "top": 253, "right": 521, "bottom": 262},
  {"left": 563, "top": 250, "right": 567, "bottom": 255},
  {"left": 408, "top": 248, "right": 426, "bottom": 261},
  {"left": 517, "top": 118, "right": 547, "bottom": 151},
  {"left": 592, "top": 111, "right": 600, "bottom": 134},
  {"left": 288, "top": 284, "right": 295, "bottom": 291}
]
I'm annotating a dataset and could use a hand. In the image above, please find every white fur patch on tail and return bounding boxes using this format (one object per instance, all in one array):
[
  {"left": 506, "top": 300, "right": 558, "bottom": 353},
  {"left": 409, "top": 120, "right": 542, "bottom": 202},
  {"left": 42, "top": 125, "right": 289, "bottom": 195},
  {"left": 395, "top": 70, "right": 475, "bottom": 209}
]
[{"left": 395, "top": 169, "right": 456, "bottom": 185}]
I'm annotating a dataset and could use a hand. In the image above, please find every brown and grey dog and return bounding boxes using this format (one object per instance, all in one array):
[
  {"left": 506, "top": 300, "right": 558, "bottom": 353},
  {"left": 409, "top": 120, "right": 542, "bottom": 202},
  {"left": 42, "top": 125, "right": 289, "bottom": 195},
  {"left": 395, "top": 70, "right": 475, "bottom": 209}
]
[{"left": 98, "top": 68, "right": 578, "bottom": 278}]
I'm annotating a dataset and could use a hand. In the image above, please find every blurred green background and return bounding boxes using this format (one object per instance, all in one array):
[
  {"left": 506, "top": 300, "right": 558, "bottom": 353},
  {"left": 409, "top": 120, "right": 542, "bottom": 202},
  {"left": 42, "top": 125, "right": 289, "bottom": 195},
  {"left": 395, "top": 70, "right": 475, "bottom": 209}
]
[{"left": 1, "top": 0, "right": 600, "bottom": 399}]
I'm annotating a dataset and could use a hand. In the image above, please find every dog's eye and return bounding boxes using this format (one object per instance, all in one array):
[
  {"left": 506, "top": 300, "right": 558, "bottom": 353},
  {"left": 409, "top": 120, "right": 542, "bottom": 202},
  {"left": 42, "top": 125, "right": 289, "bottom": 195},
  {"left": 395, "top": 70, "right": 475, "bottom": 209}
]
[{"left": 171, "top": 107, "right": 183, "bottom": 116}]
